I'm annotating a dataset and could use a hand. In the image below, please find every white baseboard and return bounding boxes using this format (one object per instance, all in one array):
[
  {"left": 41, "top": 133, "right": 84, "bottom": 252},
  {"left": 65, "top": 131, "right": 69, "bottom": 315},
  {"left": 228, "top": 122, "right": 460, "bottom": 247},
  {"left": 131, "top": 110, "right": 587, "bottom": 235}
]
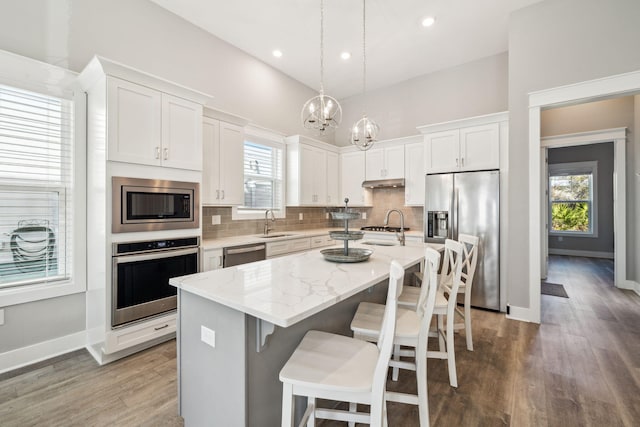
[
  {"left": 619, "top": 280, "right": 640, "bottom": 296},
  {"left": 506, "top": 305, "right": 539, "bottom": 323},
  {"left": 0, "top": 331, "right": 86, "bottom": 375},
  {"left": 548, "top": 248, "right": 614, "bottom": 259}
]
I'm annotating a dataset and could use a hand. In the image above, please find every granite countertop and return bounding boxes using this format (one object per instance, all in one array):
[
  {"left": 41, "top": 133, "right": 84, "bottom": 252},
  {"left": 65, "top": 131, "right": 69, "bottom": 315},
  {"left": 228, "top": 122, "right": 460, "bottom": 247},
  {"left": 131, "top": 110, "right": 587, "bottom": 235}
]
[
  {"left": 170, "top": 241, "right": 440, "bottom": 328},
  {"left": 201, "top": 228, "right": 425, "bottom": 250}
]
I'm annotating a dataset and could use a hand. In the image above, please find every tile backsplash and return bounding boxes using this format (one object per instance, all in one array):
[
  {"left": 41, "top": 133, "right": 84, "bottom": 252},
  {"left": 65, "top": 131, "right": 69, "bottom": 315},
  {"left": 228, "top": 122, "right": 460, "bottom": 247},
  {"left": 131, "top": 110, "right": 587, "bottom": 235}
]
[{"left": 202, "top": 188, "right": 423, "bottom": 240}]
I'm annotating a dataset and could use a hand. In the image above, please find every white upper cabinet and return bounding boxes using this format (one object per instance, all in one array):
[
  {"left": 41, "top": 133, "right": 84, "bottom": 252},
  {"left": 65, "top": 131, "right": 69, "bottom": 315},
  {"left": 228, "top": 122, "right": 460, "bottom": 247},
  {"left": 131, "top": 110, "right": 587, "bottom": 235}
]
[
  {"left": 202, "top": 118, "right": 244, "bottom": 205},
  {"left": 340, "top": 150, "right": 368, "bottom": 206},
  {"left": 365, "top": 145, "right": 404, "bottom": 180},
  {"left": 419, "top": 112, "right": 507, "bottom": 174},
  {"left": 286, "top": 136, "right": 338, "bottom": 206},
  {"left": 404, "top": 140, "right": 425, "bottom": 206},
  {"left": 107, "top": 77, "right": 202, "bottom": 170}
]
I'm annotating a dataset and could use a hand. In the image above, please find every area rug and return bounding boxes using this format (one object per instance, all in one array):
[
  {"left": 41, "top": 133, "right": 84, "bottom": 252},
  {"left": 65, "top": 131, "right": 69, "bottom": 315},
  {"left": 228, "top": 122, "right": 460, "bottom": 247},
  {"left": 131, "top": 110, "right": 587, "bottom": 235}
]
[{"left": 541, "top": 281, "right": 569, "bottom": 298}]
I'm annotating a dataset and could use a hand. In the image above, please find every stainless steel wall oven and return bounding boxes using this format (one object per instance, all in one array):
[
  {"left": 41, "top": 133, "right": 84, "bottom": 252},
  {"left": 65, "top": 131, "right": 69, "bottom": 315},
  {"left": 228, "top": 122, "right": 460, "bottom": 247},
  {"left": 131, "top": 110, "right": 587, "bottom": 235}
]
[
  {"left": 112, "top": 177, "right": 200, "bottom": 233},
  {"left": 111, "top": 237, "right": 199, "bottom": 327}
]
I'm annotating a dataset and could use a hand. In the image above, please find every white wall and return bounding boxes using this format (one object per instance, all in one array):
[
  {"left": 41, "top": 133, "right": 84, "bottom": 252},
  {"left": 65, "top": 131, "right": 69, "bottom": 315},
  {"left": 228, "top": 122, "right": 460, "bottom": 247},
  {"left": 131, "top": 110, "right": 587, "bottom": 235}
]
[
  {"left": 508, "top": 0, "right": 640, "bottom": 308},
  {"left": 336, "top": 52, "right": 508, "bottom": 144}
]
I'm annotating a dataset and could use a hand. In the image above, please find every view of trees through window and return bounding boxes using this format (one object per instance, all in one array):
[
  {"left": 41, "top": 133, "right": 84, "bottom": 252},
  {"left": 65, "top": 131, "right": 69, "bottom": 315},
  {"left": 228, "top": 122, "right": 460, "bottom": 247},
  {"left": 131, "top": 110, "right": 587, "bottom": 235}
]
[{"left": 549, "top": 173, "right": 592, "bottom": 232}]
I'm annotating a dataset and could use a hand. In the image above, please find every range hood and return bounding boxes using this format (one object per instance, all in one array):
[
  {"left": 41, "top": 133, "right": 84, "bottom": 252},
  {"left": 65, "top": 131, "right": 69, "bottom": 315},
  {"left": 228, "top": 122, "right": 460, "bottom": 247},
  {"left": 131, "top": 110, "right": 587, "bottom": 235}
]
[{"left": 361, "top": 178, "right": 405, "bottom": 189}]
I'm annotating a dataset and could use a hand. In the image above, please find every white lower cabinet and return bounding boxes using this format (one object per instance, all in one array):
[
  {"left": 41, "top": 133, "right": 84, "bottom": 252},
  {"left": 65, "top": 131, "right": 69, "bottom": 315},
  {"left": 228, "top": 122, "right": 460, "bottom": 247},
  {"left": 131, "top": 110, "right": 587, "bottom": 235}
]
[
  {"left": 201, "top": 248, "right": 223, "bottom": 271},
  {"left": 104, "top": 313, "right": 176, "bottom": 355},
  {"left": 266, "top": 237, "right": 311, "bottom": 258},
  {"left": 310, "top": 234, "right": 335, "bottom": 248}
]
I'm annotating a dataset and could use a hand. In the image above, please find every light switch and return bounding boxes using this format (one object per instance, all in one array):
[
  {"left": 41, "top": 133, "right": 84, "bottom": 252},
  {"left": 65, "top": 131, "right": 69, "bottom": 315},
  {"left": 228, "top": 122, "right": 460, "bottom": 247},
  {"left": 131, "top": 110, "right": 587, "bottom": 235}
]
[
  {"left": 299, "top": 213, "right": 304, "bottom": 220},
  {"left": 212, "top": 215, "right": 221, "bottom": 225},
  {"left": 362, "top": 212, "right": 367, "bottom": 220},
  {"left": 201, "top": 325, "right": 215, "bottom": 348}
]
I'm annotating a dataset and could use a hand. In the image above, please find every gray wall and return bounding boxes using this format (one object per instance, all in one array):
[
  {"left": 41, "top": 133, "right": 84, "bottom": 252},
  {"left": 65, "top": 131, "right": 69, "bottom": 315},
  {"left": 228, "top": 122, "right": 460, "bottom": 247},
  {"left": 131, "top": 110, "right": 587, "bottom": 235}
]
[
  {"left": 508, "top": 0, "right": 640, "bottom": 308},
  {"left": 547, "top": 143, "right": 614, "bottom": 254},
  {"left": 336, "top": 52, "right": 509, "bottom": 145}
]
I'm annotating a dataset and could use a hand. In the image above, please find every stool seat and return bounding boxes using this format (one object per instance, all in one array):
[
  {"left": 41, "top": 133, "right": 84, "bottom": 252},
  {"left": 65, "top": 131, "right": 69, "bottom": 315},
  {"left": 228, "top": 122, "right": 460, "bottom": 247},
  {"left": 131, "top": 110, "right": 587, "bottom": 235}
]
[
  {"left": 279, "top": 330, "right": 379, "bottom": 393},
  {"left": 351, "top": 302, "right": 419, "bottom": 340}
]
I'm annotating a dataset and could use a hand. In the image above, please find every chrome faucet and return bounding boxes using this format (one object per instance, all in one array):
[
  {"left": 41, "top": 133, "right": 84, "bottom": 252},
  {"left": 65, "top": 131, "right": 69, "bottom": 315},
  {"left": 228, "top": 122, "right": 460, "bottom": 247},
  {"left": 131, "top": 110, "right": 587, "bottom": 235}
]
[
  {"left": 384, "top": 209, "right": 406, "bottom": 246},
  {"left": 264, "top": 209, "right": 276, "bottom": 235}
]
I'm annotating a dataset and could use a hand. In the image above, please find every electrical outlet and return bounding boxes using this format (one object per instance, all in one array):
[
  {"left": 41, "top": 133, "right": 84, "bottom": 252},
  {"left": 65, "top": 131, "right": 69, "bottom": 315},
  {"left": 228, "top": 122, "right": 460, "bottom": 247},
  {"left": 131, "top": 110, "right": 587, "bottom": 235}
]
[
  {"left": 299, "top": 213, "right": 304, "bottom": 220},
  {"left": 362, "top": 212, "right": 367, "bottom": 220},
  {"left": 201, "top": 325, "right": 216, "bottom": 348},
  {"left": 325, "top": 212, "right": 329, "bottom": 219},
  {"left": 211, "top": 215, "right": 221, "bottom": 225},
  {"left": 0, "top": 309, "right": 4, "bottom": 326}
]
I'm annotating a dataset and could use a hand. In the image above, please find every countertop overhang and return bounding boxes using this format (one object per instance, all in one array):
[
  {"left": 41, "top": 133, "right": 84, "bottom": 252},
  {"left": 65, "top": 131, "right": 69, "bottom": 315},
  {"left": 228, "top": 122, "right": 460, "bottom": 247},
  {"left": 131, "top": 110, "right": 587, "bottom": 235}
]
[{"left": 170, "top": 241, "right": 439, "bottom": 328}]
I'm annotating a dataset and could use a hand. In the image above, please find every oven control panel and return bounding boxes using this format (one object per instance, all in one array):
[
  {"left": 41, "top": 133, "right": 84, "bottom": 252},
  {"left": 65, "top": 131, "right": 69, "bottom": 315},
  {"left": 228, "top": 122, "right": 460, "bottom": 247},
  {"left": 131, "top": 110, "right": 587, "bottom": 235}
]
[{"left": 114, "top": 237, "right": 199, "bottom": 255}]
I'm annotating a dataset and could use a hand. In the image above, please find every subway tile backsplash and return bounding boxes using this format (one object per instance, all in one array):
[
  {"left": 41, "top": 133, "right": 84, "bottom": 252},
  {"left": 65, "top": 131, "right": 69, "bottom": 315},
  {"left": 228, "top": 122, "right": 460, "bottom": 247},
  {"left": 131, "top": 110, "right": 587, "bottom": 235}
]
[{"left": 202, "top": 188, "right": 423, "bottom": 240}]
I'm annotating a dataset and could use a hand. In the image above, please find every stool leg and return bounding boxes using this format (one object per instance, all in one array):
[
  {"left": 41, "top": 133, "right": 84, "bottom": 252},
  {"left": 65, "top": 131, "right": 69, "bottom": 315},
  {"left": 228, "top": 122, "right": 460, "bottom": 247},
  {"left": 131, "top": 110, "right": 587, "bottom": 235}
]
[
  {"left": 437, "top": 315, "right": 445, "bottom": 351},
  {"left": 307, "top": 397, "right": 316, "bottom": 427},
  {"left": 281, "top": 383, "right": 294, "bottom": 427},
  {"left": 348, "top": 402, "right": 357, "bottom": 427},
  {"left": 465, "top": 299, "right": 473, "bottom": 351},
  {"left": 416, "top": 344, "right": 430, "bottom": 427},
  {"left": 446, "top": 312, "right": 458, "bottom": 388},
  {"left": 392, "top": 344, "right": 401, "bottom": 381}
]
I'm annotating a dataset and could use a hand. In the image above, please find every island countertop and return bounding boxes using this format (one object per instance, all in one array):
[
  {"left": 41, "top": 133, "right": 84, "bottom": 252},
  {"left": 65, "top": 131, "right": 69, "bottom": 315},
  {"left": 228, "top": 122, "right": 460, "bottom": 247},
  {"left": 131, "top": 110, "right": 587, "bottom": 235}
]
[{"left": 170, "top": 241, "right": 440, "bottom": 328}]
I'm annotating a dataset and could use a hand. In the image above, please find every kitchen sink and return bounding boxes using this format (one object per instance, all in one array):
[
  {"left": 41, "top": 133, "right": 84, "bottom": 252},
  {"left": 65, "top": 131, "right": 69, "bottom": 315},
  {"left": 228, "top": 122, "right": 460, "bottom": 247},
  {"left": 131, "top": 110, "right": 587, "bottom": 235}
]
[
  {"left": 258, "top": 234, "right": 293, "bottom": 238},
  {"left": 361, "top": 240, "right": 397, "bottom": 246}
]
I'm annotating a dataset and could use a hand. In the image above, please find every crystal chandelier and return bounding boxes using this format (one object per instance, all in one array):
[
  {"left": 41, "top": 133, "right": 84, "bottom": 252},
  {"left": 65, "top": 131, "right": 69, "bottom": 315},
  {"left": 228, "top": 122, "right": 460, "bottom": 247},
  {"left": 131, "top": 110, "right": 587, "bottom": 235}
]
[
  {"left": 350, "top": 0, "right": 379, "bottom": 150},
  {"left": 301, "top": 0, "right": 342, "bottom": 134}
]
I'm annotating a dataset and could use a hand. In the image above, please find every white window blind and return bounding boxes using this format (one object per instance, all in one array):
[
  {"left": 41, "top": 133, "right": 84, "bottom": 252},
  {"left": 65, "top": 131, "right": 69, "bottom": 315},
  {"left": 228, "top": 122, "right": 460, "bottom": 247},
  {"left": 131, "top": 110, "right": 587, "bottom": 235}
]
[
  {"left": 242, "top": 140, "right": 283, "bottom": 211},
  {"left": 0, "top": 84, "right": 73, "bottom": 289}
]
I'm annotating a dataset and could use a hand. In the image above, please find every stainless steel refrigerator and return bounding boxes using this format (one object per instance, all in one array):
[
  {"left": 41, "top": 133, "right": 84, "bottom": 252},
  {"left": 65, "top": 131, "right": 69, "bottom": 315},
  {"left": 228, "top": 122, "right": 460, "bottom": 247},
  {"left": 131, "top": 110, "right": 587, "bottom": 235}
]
[{"left": 424, "top": 170, "right": 500, "bottom": 311}]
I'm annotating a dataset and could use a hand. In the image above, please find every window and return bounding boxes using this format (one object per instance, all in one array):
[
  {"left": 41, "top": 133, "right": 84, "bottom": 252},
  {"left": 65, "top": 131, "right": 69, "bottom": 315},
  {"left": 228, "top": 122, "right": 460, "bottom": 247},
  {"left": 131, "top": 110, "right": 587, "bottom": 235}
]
[
  {"left": 0, "top": 84, "right": 74, "bottom": 289},
  {"left": 233, "top": 128, "right": 285, "bottom": 219},
  {"left": 549, "top": 161, "right": 597, "bottom": 236}
]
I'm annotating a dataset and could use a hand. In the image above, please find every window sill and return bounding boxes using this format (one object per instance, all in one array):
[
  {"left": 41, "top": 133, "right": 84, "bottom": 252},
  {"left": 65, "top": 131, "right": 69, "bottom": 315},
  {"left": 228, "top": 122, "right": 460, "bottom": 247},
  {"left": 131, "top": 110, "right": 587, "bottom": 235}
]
[
  {"left": 231, "top": 207, "right": 286, "bottom": 221},
  {"left": 0, "top": 279, "right": 85, "bottom": 307},
  {"left": 549, "top": 230, "right": 598, "bottom": 238}
]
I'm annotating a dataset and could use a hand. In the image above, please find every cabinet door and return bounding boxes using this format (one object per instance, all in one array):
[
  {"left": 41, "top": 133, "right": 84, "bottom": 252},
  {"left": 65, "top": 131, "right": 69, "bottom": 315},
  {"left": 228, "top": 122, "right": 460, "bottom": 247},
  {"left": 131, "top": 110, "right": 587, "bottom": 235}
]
[
  {"left": 161, "top": 94, "right": 203, "bottom": 170},
  {"left": 404, "top": 142, "right": 425, "bottom": 206},
  {"left": 218, "top": 122, "right": 245, "bottom": 205},
  {"left": 340, "top": 151, "right": 367, "bottom": 206},
  {"left": 459, "top": 123, "right": 499, "bottom": 171},
  {"left": 202, "top": 118, "right": 221, "bottom": 204},
  {"left": 425, "top": 130, "right": 460, "bottom": 173},
  {"left": 107, "top": 77, "right": 162, "bottom": 166},
  {"left": 202, "top": 248, "right": 223, "bottom": 271},
  {"left": 365, "top": 148, "right": 385, "bottom": 180},
  {"left": 326, "top": 151, "right": 340, "bottom": 206},
  {"left": 299, "top": 145, "right": 317, "bottom": 205},
  {"left": 384, "top": 145, "right": 405, "bottom": 179}
]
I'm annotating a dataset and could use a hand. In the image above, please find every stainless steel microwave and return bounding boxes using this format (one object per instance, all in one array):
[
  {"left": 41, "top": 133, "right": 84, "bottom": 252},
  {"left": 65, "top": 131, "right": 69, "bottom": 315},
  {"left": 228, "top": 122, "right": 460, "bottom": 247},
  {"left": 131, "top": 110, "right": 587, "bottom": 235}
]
[{"left": 112, "top": 177, "right": 200, "bottom": 233}]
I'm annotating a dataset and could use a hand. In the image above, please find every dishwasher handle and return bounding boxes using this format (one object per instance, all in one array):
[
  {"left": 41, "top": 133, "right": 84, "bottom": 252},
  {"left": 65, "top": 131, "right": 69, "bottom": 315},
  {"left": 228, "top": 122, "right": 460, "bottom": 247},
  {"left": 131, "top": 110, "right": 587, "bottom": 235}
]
[{"left": 224, "top": 244, "right": 266, "bottom": 255}]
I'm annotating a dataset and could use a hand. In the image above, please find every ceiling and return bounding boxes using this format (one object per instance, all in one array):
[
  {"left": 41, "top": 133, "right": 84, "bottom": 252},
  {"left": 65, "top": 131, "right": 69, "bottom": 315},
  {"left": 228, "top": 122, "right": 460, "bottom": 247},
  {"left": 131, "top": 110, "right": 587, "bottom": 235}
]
[{"left": 150, "top": 0, "right": 543, "bottom": 99}]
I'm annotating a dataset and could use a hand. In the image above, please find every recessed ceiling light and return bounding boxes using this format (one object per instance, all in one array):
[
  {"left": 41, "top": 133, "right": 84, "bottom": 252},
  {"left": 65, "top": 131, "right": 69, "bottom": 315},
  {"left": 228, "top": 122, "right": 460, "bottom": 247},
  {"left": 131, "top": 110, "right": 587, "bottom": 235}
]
[
  {"left": 421, "top": 16, "right": 436, "bottom": 27},
  {"left": 272, "top": 50, "right": 283, "bottom": 58},
  {"left": 341, "top": 52, "right": 351, "bottom": 60}
]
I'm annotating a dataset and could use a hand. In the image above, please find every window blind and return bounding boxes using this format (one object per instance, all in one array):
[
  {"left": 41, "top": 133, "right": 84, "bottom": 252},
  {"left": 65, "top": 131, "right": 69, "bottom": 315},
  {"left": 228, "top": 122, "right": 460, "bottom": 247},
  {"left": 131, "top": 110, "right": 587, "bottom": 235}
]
[
  {"left": 0, "top": 84, "right": 73, "bottom": 288},
  {"left": 242, "top": 141, "right": 283, "bottom": 211}
]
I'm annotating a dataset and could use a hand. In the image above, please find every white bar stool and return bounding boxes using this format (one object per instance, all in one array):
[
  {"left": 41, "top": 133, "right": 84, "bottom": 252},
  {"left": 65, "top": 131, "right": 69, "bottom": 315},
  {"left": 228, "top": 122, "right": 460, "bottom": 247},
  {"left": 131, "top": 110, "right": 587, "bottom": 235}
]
[
  {"left": 279, "top": 260, "right": 404, "bottom": 427},
  {"left": 350, "top": 247, "right": 441, "bottom": 427}
]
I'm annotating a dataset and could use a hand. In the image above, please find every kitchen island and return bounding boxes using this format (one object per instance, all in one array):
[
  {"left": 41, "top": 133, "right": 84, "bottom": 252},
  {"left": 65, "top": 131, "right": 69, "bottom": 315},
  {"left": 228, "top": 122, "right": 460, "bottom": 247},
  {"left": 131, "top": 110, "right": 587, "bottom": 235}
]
[{"left": 169, "top": 241, "right": 438, "bottom": 426}]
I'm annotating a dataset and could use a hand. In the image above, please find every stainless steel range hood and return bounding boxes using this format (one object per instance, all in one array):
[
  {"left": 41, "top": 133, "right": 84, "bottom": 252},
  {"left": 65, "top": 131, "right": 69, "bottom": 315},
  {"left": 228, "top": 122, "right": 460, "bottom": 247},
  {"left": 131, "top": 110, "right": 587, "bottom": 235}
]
[{"left": 361, "top": 178, "right": 405, "bottom": 188}]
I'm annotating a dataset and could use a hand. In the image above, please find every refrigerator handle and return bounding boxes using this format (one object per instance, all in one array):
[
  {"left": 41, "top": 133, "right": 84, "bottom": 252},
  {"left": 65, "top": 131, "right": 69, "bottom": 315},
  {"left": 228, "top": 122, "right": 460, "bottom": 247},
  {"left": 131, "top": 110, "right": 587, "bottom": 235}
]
[{"left": 452, "top": 187, "right": 459, "bottom": 240}]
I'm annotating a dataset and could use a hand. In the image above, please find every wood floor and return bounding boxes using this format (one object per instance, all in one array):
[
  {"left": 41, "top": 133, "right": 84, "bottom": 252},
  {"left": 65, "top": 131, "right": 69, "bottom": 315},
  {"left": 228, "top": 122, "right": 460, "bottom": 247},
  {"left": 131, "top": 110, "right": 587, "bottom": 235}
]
[{"left": 1, "top": 255, "right": 638, "bottom": 426}]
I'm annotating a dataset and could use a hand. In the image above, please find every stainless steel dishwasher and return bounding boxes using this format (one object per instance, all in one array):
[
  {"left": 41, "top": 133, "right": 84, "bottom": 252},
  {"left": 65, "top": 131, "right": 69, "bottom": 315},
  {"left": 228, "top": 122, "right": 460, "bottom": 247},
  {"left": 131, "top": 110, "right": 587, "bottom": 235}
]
[{"left": 222, "top": 243, "right": 267, "bottom": 267}]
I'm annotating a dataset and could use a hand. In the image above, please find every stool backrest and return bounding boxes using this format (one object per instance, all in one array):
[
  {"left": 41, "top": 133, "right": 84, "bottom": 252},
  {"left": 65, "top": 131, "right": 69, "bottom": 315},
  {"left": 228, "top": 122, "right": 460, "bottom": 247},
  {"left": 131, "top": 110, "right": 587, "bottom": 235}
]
[
  {"left": 416, "top": 247, "right": 441, "bottom": 325},
  {"left": 371, "top": 260, "right": 404, "bottom": 426},
  {"left": 458, "top": 234, "right": 479, "bottom": 289}
]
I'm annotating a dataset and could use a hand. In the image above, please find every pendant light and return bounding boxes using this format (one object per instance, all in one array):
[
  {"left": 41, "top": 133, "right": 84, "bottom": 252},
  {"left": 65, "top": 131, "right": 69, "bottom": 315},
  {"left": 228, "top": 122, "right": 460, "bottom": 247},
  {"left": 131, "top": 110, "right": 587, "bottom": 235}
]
[
  {"left": 301, "top": 0, "right": 342, "bottom": 134},
  {"left": 350, "top": 0, "right": 379, "bottom": 150}
]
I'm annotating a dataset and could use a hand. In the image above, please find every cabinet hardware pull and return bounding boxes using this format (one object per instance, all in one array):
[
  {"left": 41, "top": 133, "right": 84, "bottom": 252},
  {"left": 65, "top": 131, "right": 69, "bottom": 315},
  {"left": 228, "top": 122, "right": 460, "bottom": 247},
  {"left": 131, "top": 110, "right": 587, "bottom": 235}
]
[
  {"left": 456, "top": 158, "right": 459, "bottom": 167},
  {"left": 461, "top": 157, "right": 465, "bottom": 167},
  {"left": 216, "top": 190, "right": 220, "bottom": 200},
  {"left": 155, "top": 147, "right": 160, "bottom": 159},
  {"left": 221, "top": 190, "right": 225, "bottom": 199},
  {"left": 163, "top": 148, "right": 169, "bottom": 160},
  {"left": 154, "top": 324, "right": 169, "bottom": 331}
]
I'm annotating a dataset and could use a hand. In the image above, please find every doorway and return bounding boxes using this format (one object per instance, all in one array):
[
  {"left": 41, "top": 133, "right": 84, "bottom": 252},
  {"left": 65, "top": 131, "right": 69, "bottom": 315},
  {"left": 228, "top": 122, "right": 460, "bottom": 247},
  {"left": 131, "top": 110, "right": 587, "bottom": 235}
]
[{"left": 527, "top": 70, "right": 640, "bottom": 324}]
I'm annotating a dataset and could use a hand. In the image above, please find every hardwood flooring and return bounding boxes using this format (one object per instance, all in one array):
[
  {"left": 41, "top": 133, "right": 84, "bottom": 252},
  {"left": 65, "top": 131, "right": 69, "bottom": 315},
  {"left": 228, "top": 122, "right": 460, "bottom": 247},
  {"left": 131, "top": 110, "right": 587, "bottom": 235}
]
[{"left": 1, "top": 255, "right": 638, "bottom": 426}]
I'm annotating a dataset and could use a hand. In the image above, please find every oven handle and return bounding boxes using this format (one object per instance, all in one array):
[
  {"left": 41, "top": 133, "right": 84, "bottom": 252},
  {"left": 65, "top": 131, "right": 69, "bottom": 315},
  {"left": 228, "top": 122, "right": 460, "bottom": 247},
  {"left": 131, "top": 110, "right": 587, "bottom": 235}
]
[
  {"left": 224, "top": 244, "right": 266, "bottom": 255},
  {"left": 113, "top": 247, "right": 199, "bottom": 264}
]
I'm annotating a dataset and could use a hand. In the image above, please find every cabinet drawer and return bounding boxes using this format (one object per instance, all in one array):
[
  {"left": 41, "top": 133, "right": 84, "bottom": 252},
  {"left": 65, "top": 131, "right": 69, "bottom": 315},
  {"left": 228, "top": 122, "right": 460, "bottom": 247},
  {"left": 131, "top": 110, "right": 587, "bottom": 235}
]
[
  {"left": 267, "top": 238, "right": 311, "bottom": 257},
  {"left": 104, "top": 314, "right": 176, "bottom": 354},
  {"left": 310, "top": 235, "right": 335, "bottom": 248}
]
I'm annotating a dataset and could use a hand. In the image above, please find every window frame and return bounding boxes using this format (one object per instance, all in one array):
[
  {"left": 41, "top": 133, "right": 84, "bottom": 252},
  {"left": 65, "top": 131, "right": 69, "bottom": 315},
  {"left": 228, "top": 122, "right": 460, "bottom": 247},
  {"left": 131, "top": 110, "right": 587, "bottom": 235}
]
[
  {"left": 0, "top": 50, "right": 86, "bottom": 307},
  {"left": 548, "top": 161, "right": 598, "bottom": 238},
  {"left": 232, "top": 127, "right": 286, "bottom": 220}
]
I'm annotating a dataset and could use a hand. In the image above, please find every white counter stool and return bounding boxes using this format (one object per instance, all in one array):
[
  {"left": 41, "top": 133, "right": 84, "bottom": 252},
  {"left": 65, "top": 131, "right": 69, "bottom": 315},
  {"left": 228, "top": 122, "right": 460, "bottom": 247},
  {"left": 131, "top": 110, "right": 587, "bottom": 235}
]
[
  {"left": 279, "top": 260, "right": 404, "bottom": 427},
  {"left": 350, "top": 247, "right": 441, "bottom": 427},
  {"left": 400, "top": 234, "right": 479, "bottom": 352}
]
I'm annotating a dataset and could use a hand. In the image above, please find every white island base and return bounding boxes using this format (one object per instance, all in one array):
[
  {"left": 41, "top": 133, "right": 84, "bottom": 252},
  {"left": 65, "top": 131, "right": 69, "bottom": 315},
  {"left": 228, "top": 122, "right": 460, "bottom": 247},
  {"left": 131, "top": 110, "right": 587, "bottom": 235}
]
[{"left": 171, "top": 243, "right": 433, "bottom": 426}]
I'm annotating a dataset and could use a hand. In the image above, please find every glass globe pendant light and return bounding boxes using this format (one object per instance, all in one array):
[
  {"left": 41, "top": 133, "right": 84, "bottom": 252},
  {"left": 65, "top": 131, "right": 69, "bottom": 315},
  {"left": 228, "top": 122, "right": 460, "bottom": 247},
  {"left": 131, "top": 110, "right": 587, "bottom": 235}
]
[
  {"left": 350, "top": 0, "right": 379, "bottom": 150},
  {"left": 301, "top": 0, "right": 342, "bottom": 134}
]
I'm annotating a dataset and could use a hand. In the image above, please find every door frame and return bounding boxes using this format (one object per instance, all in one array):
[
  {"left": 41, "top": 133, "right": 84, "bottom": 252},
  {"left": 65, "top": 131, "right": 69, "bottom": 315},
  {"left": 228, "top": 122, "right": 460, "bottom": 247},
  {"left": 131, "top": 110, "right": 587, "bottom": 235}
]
[{"left": 527, "top": 69, "right": 640, "bottom": 324}]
